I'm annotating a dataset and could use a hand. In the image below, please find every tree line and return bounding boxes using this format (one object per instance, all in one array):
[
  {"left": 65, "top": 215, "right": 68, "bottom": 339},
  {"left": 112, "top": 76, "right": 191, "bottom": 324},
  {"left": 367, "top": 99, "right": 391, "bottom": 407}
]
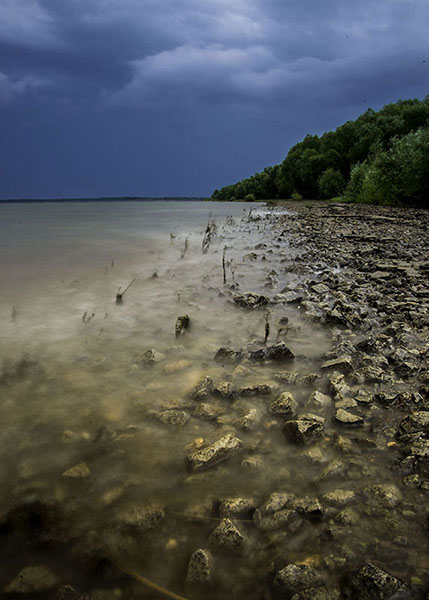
[{"left": 211, "top": 97, "right": 429, "bottom": 207}]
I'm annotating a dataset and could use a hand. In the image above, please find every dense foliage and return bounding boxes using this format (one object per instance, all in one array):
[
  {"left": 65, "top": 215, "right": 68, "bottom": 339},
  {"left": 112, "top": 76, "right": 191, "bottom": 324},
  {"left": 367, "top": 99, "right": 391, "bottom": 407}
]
[{"left": 211, "top": 97, "right": 429, "bottom": 206}]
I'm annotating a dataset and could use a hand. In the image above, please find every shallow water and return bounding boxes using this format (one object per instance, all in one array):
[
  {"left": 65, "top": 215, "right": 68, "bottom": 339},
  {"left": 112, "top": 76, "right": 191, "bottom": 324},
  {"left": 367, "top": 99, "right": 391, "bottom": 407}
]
[{"left": 0, "top": 201, "right": 427, "bottom": 598}]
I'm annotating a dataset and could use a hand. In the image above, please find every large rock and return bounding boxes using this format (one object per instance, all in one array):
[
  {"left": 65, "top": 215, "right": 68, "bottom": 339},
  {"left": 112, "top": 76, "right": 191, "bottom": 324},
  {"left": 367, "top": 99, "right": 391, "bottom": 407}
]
[
  {"left": 398, "top": 411, "right": 429, "bottom": 436},
  {"left": 284, "top": 414, "right": 325, "bottom": 445},
  {"left": 208, "top": 518, "right": 244, "bottom": 549},
  {"left": 270, "top": 392, "right": 298, "bottom": 417},
  {"left": 233, "top": 292, "right": 270, "bottom": 309},
  {"left": 156, "top": 409, "right": 190, "bottom": 426},
  {"left": 334, "top": 408, "right": 364, "bottom": 427},
  {"left": 214, "top": 347, "right": 245, "bottom": 364},
  {"left": 187, "top": 434, "right": 243, "bottom": 471},
  {"left": 344, "top": 562, "right": 410, "bottom": 599},
  {"left": 116, "top": 504, "right": 165, "bottom": 531},
  {"left": 190, "top": 376, "right": 214, "bottom": 401},
  {"left": 363, "top": 484, "right": 402, "bottom": 508},
  {"left": 235, "top": 408, "right": 262, "bottom": 431},
  {"left": 219, "top": 497, "right": 256, "bottom": 518},
  {"left": 186, "top": 548, "right": 211, "bottom": 587},
  {"left": 250, "top": 342, "right": 295, "bottom": 362},
  {"left": 273, "top": 564, "right": 326, "bottom": 599}
]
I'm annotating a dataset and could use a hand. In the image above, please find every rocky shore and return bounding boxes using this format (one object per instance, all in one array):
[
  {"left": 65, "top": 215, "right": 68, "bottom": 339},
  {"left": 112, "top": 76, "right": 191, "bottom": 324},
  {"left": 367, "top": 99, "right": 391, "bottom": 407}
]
[{"left": 0, "top": 201, "right": 428, "bottom": 599}]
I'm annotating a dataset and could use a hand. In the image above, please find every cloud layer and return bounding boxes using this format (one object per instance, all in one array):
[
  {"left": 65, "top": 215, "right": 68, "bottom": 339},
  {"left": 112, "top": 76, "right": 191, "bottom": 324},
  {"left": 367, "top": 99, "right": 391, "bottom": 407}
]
[{"left": 0, "top": 0, "right": 428, "bottom": 197}]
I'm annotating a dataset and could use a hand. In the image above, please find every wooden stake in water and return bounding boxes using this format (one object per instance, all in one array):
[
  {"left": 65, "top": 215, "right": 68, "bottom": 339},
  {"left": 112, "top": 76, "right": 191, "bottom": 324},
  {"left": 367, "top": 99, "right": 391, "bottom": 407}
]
[
  {"left": 116, "top": 277, "right": 136, "bottom": 304},
  {"left": 222, "top": 246, "right": 227, "bottom": 285}
]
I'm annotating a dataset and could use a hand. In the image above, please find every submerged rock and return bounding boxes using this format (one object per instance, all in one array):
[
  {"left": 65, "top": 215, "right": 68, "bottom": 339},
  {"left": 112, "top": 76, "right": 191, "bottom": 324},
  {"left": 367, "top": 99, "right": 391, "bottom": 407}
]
[
  {"left": 208, "top": 518, "right": 245, "bottom": 549},
  {"left": 235, "top": 408, "right": 262, "bottom": 431},
  {"left": 186, "top": 548, "right": 211, "bottom": 587},
  {"left": 321, "top": 356, "right": 354, "bottom": 374},
  {"left": 5, "top": 565, "right": 60, "bottom": 594},
  {"left": 284, "top": 414, "right": 325, "bottom": 445},
  {"left": 249, "top": 342, "right": 295, "bottom": 362},
  {"left": 214, "top": 347, "right": 245, "bottom": 364},
  {"left": 344, "top": 562, "right": 410, "bottom": 599},
  {"left": 273, "top": 564, "right": 326, "bottom": 599},
  {"left": 363, "top": 484, "right": 402, "bottom": 508},
  {"left": 193, "top": 403, "right": 223, "bottom": 421},
  {"left": 138, "top": 349, "right": 165, "bottom": 365},
  {"left": 233, "top": 291, "right": 270, "bottom": 309},
  {"left": 334, "top": 408, "right": 364, "bottom": 427},
  {"left": 190, "top": 376, "right": 214, "bottom": 401},
  {"left": 187, "top": 434, "right": 243, "bottom": 471},
  {"left": 270, "top": 392, "right": 298, "bottom": 417},
  {"left": 156, "top": 409, "right": 190, "bottom": 426},
  {"left": 218, "top": 497, "right": 255, "bottom": 518},
  {"left": 61, "top": 463, "right": 91, "bottom": 478},
  {"left": 116, "top": 504, "right": 164, "bottom": 531}
]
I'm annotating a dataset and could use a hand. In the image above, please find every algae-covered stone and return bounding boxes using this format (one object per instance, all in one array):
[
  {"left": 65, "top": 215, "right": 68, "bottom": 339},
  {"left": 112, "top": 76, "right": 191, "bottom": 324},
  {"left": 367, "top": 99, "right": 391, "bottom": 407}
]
[
  {"left": 308, "top": 391, "right": 331, "bottom": 408},
  {"left": 187, "top": 434, "right": 243, "bottom": 471},
  {"left": 214, "top": 347, "right": 245, "bottom": 364},
  {"left": 193, "top": 403, "right": 223, "bottom": 421}
]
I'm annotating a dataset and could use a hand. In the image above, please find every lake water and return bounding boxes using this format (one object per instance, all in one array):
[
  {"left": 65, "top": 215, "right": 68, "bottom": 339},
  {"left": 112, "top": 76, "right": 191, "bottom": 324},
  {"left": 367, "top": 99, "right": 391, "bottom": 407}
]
[{"left": 0, "top": 201, "right": 426, "bottom": 598}]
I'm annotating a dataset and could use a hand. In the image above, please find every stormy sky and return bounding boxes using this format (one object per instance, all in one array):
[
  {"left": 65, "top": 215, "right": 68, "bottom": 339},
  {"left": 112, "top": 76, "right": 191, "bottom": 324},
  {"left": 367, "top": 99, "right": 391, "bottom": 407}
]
[{"left": 0, "top": 0, "right": 428, "bottom": 199}]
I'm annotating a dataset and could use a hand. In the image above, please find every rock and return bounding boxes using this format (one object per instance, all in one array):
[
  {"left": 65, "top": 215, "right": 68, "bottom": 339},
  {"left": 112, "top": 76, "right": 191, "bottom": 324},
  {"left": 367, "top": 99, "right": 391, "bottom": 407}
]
[
  {"left": 175, "top": 314, "right": 190, "bottom": 337},
  {"left": 322, "top": 490, "right": 356, "bottom": 506},
  {"left": 193, "top": 403, "right": 223, "bottom": 421},
  {"left": 284, "top": 414, "right": 325, "bottom": 445},
  {"left": 259, "top": 492, "right": 296, "bottom": 514},
  {"left": 295, "top": 497, "right": 324, "bottom": 520},
  {"left": 214, "top": 347, "right": 245, "bottom": 364},
  {"left": 311, "top": 283, "right": 330, "bottom": 295},
  {"left": 116, "top": 504, "right": 164, "bottom": 531},
  {"left": 238, "top": 383, "right": 274, "bottom": 396},
  {"left": 334, "top": 408, "right": 364, "bottom": 427},
  {"left": 213, "top": 381, "right": 235, "bottom": 398},
  {"left": 241, "top": 456, "right": 263, "bottom": 469},
  {"left": 157, "top": 409, "right": 190, "bottom": 426},
  {"left": 344, "top": 562, "right": 410, "bottom": 599},
  {"left": 187, "top": 434, "right": 243, "bottom": 471},
  {"left": 270, "top": 392, "right": 298, "bottom": 417},
  {"left": 363, "top": 484, "right": 402, "bottom": 508},
  {"left": 273, "top": 564, "right": 326, "bottom": 598},
  {"left": 321, "top": 356, "right": 353, "bottom": 374},
  {"left": 330, "top": 372, "right": 352, "bottom": 400},
  {"left": 5, "top": 565, "right": 60, "bottom": 594},
  {"left": 335, "top": 398, "right": 358, "bottom": 410},
  {"left": 398, "top": 411, "right": 429, "bottom": 436},
  {"left": 162, "top": 359, "right": 192, "bottom": 374},
  {"left": 291, "top": 588, "right": 340, "bottom": 600},
  {"left": 253, "top": 508, "right": 297, "bottom": 531},
  {"left": 233, "top": 292, "right": 270, "bottom": 309},
  {"left": 208, "top": 518, "right": 244, "bottom": 549},
  {"left": 308, "top": 391, "right": 331, "bottom": 408},
  {"left": 138, "top": 349, "right": 164, "bottom": 364},
  {"left": 218, "top": 497, "right": 255, "bottom": 518},
  {"left": 190, "top": 376, "right": 214, "bottom": 401},
  {"left": 62, "top": 463, "right": 91, "bottom": 478},
  {"left": 51, "top": 586, "right": 89, "bottom": 600},
  {"left": 186, "top": 548, "right": 211, "bottom": 587},
  {"left": 235, "top": 408, "right": 262, "bottom": 431},
  {"left": 249, "top": 342, "right": 295, "bottom": 362}
]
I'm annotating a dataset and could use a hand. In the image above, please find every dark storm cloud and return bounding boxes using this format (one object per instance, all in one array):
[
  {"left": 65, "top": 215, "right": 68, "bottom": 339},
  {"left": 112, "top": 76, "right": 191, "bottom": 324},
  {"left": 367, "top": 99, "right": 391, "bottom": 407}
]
[{"left": 0, "top": 0, "right": 428, "bottom": 197}]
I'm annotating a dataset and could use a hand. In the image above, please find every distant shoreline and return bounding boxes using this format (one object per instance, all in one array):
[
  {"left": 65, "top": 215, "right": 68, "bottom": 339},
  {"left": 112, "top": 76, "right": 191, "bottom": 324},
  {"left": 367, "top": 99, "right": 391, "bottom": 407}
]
[{"left": 0, "top": 197, "right": 208, "bottom": 203}]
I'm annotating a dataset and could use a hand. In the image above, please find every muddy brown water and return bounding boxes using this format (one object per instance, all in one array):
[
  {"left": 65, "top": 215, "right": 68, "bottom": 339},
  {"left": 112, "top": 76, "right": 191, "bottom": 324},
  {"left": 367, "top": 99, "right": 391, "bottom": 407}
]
[{"left": 0, "top": 201, "right": 427, "bottom": 598}]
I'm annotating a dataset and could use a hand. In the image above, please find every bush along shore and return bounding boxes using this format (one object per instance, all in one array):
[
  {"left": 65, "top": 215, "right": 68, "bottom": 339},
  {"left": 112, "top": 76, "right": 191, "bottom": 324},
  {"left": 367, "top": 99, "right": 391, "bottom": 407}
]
[{"left": 0, "top": 201, "right": 428, "bottom": 599}]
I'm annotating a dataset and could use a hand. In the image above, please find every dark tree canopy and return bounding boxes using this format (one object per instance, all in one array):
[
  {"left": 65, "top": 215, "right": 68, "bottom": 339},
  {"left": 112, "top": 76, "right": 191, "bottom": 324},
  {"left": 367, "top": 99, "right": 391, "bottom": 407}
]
[{"left": 211, "top": 96, "right": 429, "bottom": 207}]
